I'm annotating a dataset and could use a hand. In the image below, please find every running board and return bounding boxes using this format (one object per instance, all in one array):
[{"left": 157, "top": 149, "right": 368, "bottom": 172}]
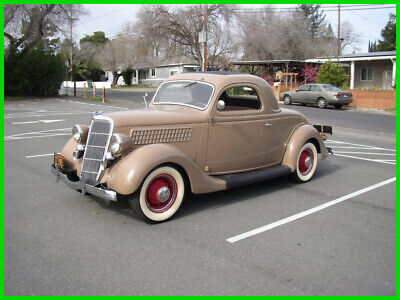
[{"left": 216, "top": 165, "right": 292, "bottom": 189}]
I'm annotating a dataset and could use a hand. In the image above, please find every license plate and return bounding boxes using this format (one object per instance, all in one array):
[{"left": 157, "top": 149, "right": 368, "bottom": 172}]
[
  {"left": 54, "top": 153, "right": 64, "bottom": 168},
  {"left": 343, "top": 95, "right": 348, "bottom": 98}
]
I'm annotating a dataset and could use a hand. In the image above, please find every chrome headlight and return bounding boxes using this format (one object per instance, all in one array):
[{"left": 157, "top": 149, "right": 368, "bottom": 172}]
[
  {"left": 110, "top": 134, "right": 123, "bottom": 155},
  {"left": 72, "top": 124, "right": 88, "bottom": 143},
  {"left": 109, "top": 133, "right": 131, "bottom": 155}
]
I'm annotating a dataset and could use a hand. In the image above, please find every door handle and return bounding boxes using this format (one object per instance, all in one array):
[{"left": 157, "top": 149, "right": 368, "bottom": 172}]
[{"left": 265, "top": 123, "right": 272, "bottom": 127}]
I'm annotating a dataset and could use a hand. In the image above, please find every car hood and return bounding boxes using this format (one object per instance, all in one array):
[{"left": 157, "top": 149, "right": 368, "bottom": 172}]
[{"left": 101, "top": 105, "right": 204, "bottom": 128}]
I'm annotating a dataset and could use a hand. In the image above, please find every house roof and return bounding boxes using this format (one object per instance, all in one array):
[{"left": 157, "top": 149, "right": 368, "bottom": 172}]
[
  {"left": 306, "top": 51, "right": 396, "bottom": 63},
  {"left": 231, "top": 59, "right": 306, "bottom": 65}
]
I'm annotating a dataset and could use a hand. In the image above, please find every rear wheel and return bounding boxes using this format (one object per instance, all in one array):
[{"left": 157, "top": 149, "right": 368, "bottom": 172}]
[
  {"left": 129, "top": 166, "right": 185, "bottom": 223},
  {"left": 317, "top": 98, "right": 327, "bottom": 109},
  {"left": 292, "top": 142, "right": 318, "bottom": 183},
  {"left": 334, "top": 104, "right": 343, "bottom": 109},
  {"left": 283, "top": 95, "right": 292, "bottom": 105}
]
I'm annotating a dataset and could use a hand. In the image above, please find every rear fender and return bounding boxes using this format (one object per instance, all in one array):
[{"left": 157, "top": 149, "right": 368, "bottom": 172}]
[
  {"left": 282, "top": 124, "right": 329, "bottom": 172},
  {"left": 101, "top": 144, "right": 226, "bottom": 195}
]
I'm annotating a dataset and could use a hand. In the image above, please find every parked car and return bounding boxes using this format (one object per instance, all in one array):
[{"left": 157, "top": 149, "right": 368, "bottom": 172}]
[
  {"left": 280, "top": 83, "right": 353, "bottom": 109},
  {"left": 52, "top": 72, "right": 331, "bottom": 223}
]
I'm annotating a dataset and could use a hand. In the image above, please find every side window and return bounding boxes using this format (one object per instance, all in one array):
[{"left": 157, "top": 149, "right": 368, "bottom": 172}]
[
  {"left": 297, "top": 85, "right": 310, "bottom": 92},
  {"left": 218, "top": 86, "right": 261, "bottom": 111},
  {"left": 309, "top": 85, "right": 320, "bottom": 92}
]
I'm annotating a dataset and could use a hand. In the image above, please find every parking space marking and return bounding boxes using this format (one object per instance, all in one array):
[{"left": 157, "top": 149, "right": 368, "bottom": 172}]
[
  {"left": 12, "top": 119, "right": 65, "bottom": 125},
  {"left": 4, "top": 128, "right": 70, "bottom": 141},
  {"left": 334, "top": 154, "right": 396, "bottom": 165},
  {"left": 226, "top": 177, "right": 396, "bottom": 243},
  {"left": 25, "top": 153, "right": 54, "bottom": 158},
  {"left": 68, "top": 100, "right": 129, "bottom": 110},
  {"left": 325, "top": 139, "right": 396, "bottom": 165}
]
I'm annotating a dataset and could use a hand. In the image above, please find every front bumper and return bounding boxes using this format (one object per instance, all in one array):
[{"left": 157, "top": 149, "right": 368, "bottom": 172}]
[{"left": 51, "top": 164, "right": 117, "bottom": 202}]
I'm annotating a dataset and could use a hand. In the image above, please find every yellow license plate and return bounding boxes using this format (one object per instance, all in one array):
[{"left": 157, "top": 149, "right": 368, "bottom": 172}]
[{"left": 54, "top": 153, "right": 64, "bottom": 168}]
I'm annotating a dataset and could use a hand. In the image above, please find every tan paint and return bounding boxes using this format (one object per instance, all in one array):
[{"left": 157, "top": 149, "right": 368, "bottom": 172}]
[
  {"left": 282, "top": 124, "right": 329, "bottom": 172},
  {"left": 100, "top": 143, "right": 226, "bottom": 195}
]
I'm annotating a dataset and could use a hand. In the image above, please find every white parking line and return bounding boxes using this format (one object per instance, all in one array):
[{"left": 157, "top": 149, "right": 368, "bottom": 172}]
[
  {"left": 68, "top": 100, "right": 129, "bottom": 110},
  {"left": 326, "top": 140, "right": 396, "bottom": 152},
  {"left": 4, "top": 128, "right": 70, "bottom": 141},
  {"left": 26, "top": 153, "right": 54, "bottom": 158},
  {"left": 334, "top": 151, "right": 396, "bottom": 156},
  {"left": 335, "top": 154, "right": 396, "bottom": 165},
  {"left": 226, "top": 177, "right": 396, "bottom": 243}
]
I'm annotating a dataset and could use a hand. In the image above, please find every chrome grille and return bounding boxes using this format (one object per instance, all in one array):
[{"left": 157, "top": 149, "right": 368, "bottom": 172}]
[{"left": 81, "top": 119, "right": 112, "bottom": 186}]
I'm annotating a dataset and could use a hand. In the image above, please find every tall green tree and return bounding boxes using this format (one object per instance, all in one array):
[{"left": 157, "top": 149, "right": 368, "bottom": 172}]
[
  {"left": 369, "top": 13, "right": 396, "bottom": 52},
  {"left": 298, "top": 4, "right": 326, "bottom": 41},
  {"left": 80, "top": 31, "right": 109, "bottom": 47}
]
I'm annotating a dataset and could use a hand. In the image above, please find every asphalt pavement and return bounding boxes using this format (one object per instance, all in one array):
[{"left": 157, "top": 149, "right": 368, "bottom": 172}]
[{"left": 4, "top": 95, "right": 396, "bottom": 295}]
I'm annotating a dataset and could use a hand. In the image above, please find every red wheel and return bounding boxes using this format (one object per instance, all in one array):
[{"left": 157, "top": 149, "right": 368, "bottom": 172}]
[
  {"left": 129, "top": 166, "right": 185, "bottom": 222},
  {"left": 292, "top": 142, "right": 318, "bottom": 182},
  {"left": 145, "top": 174, "right": 177, "bottom": 213}
]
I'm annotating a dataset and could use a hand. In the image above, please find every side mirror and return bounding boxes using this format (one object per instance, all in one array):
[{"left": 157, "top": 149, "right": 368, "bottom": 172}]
[{"left": 216, "top": 100, "right": 225, "bottom": 111}]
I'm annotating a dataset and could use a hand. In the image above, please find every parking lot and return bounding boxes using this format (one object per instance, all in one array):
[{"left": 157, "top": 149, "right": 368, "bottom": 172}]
[{"left": 4, "top": 97, "right": 396, "bottom": 295}]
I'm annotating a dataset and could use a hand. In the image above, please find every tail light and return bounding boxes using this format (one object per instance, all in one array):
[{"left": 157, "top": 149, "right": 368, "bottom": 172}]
[{"left": 333, "top": 93, "right": 342, "bottom": 98}]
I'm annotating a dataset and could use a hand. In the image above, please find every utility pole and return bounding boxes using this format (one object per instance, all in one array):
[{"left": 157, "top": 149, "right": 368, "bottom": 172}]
[
  {"left": 202, "top": 4, "right": 208, "bottom": 71},
  {"left": 69, "top": 6, "right": 73, "bottom": 81},
  {"left": 337, "top": 4, "right": 341, "bottom": 59}
]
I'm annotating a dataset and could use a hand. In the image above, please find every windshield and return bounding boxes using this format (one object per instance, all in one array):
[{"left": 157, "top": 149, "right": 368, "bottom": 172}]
[
  {"left": 323, "top": 84, "right": 341, "bottom": 92},
  {"left": 153, "top": 81, "right": 214, "bottom": 110}
]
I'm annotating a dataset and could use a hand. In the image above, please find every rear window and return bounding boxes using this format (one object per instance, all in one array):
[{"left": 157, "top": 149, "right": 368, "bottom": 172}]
[{"left": 323, "top": 84, "right": 341, "bottom": 92}]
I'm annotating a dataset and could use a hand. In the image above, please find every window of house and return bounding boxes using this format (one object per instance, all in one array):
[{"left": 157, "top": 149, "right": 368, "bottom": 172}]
[
  {"left": 150, "top": 68, "right": 156, "bottom": 77},
  {"left": 170, "top": 70, "right": 178, "bottom": 76},
  {"left": 218, "top": 86, "right": 261, "bottom": 111},
  {"left": 361, "top": 68, "right": 373, "bottom": 81}
]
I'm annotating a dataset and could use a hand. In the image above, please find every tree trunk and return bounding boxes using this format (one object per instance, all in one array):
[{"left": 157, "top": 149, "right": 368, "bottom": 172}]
[{"left": 112, "top": 72, "right": 121, "bottom": 86}]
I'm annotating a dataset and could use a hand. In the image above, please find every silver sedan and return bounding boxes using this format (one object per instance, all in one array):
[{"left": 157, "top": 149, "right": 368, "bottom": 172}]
[{"left": 280, "top": 83, "right": 353, "bottom": 109}]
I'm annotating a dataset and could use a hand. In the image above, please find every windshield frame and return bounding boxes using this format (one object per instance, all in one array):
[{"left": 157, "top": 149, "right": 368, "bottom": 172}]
[{"left": 152, "top": 80, "right": 216, "bottom": 111}]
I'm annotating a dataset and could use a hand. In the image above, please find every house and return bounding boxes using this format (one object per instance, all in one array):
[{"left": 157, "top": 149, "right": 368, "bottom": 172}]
[
  {"left": 306, "top": 51, "right": 396, "bottom": 90},
  {"left": 105, "top": 62, "right": 200, "bottom": 87},
  {"left": 134, "top": 62, "right": 200, "bottom": 86}
]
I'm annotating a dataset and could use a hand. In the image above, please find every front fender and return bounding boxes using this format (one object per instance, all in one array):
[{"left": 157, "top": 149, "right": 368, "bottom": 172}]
[
  {"left": 101, "top": 144, "right": 226, "bottom": 195},
  {"left": 282, "top": 124, "right": 329, "bottom": 172}
]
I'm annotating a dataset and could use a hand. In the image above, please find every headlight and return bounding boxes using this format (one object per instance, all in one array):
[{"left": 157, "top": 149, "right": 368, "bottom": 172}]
[
  {"left": 109, "top": 134, "right": 124, "bottom": 155},
  {"left": 72, "top": 124, "right": 88, "bottom": 143}
]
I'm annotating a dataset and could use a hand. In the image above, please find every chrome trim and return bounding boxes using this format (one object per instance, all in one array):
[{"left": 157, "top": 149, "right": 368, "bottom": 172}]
[
  {"left": 51, "top": 165, "right": 117, "bottom": 202},
  {"left": 80, "top": 115, "right": 114, "bottom": 185},
  {"left": 152, "top": 80, "right": 215, "bottom": 111}
]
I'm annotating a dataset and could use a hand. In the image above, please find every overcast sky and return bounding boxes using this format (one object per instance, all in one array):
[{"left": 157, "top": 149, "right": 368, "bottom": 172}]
[{"left": 74, "top": 4, "right": 396, "bottom": 55}]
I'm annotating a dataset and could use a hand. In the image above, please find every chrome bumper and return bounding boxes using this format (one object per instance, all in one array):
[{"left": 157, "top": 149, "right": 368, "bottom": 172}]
[{"left": 51, "top": 165, "right": 117, "bottom": 202}]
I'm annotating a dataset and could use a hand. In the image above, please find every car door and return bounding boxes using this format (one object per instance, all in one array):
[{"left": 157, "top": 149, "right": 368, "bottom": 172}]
[
  {"left": 205, "top": 84, "right": 283, "bottom": 174},
  {"left": 293, "top": 84, "right": 311, "bottom": 103},
  {"left": 306, "top": 84, "right": 322, "bottom": 103}
]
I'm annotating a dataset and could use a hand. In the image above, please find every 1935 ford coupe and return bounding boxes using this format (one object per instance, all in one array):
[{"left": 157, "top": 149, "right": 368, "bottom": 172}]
[{"left": 52, "top": 72, "right": 331, "bottom": 222}]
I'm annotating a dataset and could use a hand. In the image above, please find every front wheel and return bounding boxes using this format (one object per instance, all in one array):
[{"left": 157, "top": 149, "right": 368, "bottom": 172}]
[
  {"left": 292, "top": 142, "right": 318, "bottom": 183},
  {"left": 317, "top": 98, "right": 327, "bottom": 109},
  {"left": 129, "top": 166, "right": 185, "bottom": 223}
]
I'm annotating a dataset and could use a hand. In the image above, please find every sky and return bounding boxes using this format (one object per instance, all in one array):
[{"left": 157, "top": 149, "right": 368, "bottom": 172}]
[{"left": 74, "top": 4, "right": 396, "bottom": 55}]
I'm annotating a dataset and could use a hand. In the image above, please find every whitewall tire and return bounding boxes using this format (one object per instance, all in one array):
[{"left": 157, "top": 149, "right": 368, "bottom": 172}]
[
  {"left": 292, "top": 142, "right": 318, "bottom": 183},
  {"left": 129, "top": 166, "right": 185, "bottom": 223}
]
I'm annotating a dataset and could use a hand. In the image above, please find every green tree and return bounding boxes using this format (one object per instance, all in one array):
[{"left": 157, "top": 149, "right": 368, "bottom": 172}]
[
  {"left": 5, "top": 47, "right": 65, "bottom": 96},
  {"left": 121, "top": 68, "right": 134, "bottom": 86},
  {"left": 80, "top": 31, "right": 109, "bottom": 47},
  {"left": 298, "top": 4, "right": 326, "bottom": 41},
  {"left": 369, "top": 13, "right": 396, "bottom": 52},
  {"left": 316, "top": 61, "right": 348, "bottom": 88}
]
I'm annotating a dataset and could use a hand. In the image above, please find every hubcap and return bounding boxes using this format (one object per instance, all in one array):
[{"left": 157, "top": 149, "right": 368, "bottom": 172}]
[
  {"left": 299, "top": 149, "right": 313, "bottom": 175},
  {"left": 145, "top": 174, "right": 177, "bottom": 213}
]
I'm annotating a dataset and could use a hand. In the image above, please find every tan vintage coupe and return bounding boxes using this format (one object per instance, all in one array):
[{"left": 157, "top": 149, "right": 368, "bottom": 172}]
[{"left": 52, "top": 72, "right": 332, "bottom": 222}]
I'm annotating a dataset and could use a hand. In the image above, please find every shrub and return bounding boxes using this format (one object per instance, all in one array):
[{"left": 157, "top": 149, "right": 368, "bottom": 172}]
[
  {"left": 5, "top": 47, "right": 65, "bottom": 96},
  {"left": 316, "top": 61, "right": 348, "bottom": 88},
  {"left": 121, "top": 67, "right": 134, "bottom": 86}
]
